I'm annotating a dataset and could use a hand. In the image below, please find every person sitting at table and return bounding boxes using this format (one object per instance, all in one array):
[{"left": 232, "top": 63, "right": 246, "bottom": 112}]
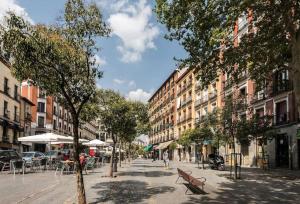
[
  {"left": 63, "top": 150, "right": 70, "bottom": 161},
  {"left": 79, "top": 153, "right": 86, "bottom": 166},
  {"left": 57, "top": 152, "right": 63, "bottom": 161}
]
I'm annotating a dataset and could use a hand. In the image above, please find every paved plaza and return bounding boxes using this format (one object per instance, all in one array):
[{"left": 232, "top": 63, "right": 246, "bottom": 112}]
[{"left": 0, "top": 159, "right": 300, "bottom": 203}]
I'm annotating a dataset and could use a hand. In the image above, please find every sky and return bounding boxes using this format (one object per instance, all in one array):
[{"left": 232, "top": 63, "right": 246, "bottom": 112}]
[{"left": 0, "top": 0, "right": 187, "bottom": 102}]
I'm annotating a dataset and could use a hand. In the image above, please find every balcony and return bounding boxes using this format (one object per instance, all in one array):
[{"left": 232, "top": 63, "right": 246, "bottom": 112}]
[
  {"left": 251, "top": 91, "right": 267, "bottom": 104},
  {"left": 209, "top": 91, "right": 217, "bottom": 100},
  {"left": 13, "top": 114, "right": 20, "bottom": 123},
  {"left": 194, "top": 99, "right": 202, "bottom": 108},
  {"left": 37, "top": 108, "right": 46, "bottom": 113},
  {"left": 271, "top": 80, "right": 292, "bottom": 96},
  {"left": 238, "top": 71, "right": 248, "bottom": 82},
  {"left": 223, "top": 80, "right": 233, "bottom": 89},
  {"left": 25, "top": 113, "right": 32, "bottom": 121},
  {"left": 202, "top": 95, "right": 209, "bottom": 103},
  {"left": 195, "top": 83, "right": 201, "bottom": 91},
  {"left": 273, "top": 112, "right": 288, "bottom": 126}
]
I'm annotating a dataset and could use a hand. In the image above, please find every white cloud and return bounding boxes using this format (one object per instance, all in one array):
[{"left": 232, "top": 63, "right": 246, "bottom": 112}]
[
  {"left": 0, "top": 0, "right": 34, "bottom": 24},
  {"left": 107, "top": 0, "right": 159, "bottom": 63},
  {"left": 113, "top": 78, "right": 126, "bottom": 84},
  {"left": 93, "top": 55, "right": 107, "bottom": 66},
  {"left": 127, "top": 88, "right": 151, "bottom": 103}
]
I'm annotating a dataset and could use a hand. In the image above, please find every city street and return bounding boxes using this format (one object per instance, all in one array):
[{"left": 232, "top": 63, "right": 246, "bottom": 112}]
[{"left": 1, "top": 159, "right": 300, "bottom": 203}]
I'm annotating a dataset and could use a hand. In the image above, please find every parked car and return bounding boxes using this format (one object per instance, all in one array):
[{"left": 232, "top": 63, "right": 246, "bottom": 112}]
[
  {"left": 0, "top": 150, "right": 22, "bottom": 170},
  {"left": 44, "top": 150, "right": 60, "bottom": 161},
  {"left": 22, "top": 151, "right": 46, "bottom": 166}
]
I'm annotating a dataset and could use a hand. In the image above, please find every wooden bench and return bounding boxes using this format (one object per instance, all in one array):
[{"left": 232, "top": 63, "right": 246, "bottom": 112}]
[{"left": 176, "top": 168, "right": 207, "bottom": 194}]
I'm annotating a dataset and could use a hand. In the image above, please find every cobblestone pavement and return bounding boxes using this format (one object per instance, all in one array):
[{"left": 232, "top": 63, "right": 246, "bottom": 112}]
[{"left": 1, "top": 159, "right": 300, "bottom": 203}]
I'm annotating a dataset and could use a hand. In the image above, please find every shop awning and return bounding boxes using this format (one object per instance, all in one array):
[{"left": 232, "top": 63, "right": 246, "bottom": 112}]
[
  {"left": 156, "top": 140, "right": 173, "bottom": 150},
  {"left": 144, "top": 144, "right": 153, "bottom": 152}
]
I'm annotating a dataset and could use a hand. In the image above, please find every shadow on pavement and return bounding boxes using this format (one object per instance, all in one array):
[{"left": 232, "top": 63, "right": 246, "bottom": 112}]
[
  {"left": 117, "top": 170, "right": 174, "bottom": 177},
  {"left": 90, "top": 180, "right": 175, "bottom": 203},
  {"left": 182, "top": 174, "right": 300, "bottom": 203}
]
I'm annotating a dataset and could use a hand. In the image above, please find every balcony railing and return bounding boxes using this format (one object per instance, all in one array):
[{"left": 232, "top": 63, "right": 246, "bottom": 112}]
[
  {"left": 274, "top": 112, "right": 288, "bottom": 126},
  {"left": 194, "top": 99, "right": 202, "bottom": 107},
  {"left": 272, "top": 80, "right": 292, "bottom": 96},
  {"left": 209, "top": 91, "right": 217, "bottom": 100},
  {"left": 25, "top": 113, "right": 32, "bottom": 121}
]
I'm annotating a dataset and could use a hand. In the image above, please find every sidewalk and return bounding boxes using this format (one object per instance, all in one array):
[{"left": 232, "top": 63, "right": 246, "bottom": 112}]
[
  {"left": 2, "top": 159, "right": 298, "bottom": 203},
  {"left": 169, "top": 160, "right": 300, "bottom": 203},
  {"left": 85, "top": 159, "right": 300, "bottom": 203}
]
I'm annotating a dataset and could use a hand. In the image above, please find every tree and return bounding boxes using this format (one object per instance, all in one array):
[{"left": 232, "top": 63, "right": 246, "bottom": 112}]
[
  {"left": 156, "top": 0, "right": 300, "bottom": 114},
  {"left": 220, "top": 95, "right": 249, "bottom": 179},
  {"left": 98, "top": 90, "right": 138, "bottom": 175},
  {"left": 246, "top": 114, "right": 277, "bottom": 167},
  {"left": 0, "top": 0, "right": 110, "bottom": 203}
]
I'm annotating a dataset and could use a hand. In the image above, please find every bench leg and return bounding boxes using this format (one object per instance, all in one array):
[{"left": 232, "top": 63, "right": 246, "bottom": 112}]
[
  {"left": 175, "top": 175, "right": 182, "bottom": 183},
  {"left": 185, "top": 187, "right": 190, "bottom": 195}
]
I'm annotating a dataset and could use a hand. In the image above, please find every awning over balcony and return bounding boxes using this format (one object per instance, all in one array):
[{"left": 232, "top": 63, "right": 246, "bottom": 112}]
[{"left": 156, "top": 140, "right": 173, "bottom": 150}]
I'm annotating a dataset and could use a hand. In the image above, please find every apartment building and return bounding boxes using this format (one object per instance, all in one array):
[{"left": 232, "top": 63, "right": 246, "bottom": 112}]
[
  {"left": 175, "top": 68, "right": 195, "bottom": 161},
  {"left": 194, "top": 72, "right": 223, "bottom": 161},
  {"left": 148, "top": 70, "right": 177, "bottom": 160},
  {"left": 21, "top": 82, "right": 97, "bottom": 152},
  {"left": 217, "top": 13, "right": 300, "bottom": 169},
  {"left": 249, "top": 70, "right": 299, "bottom": 169},
  {"left": 0, "top": 56, "right": 23, "bottom": 150}
]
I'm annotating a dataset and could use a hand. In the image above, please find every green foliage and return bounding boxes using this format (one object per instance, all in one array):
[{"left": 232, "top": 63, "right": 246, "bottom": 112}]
[
  {"left": 155, "top": 0, "right": 300, "bottom": 93},
  {"left": 0, "top": 0, "right": 110, "bottom": 202},
  {"left": 98, "top": 89, "right": 137, "bottom": 144},
  {"left": 0, "top": 0, "right": 110, "bottom": 118},
  {"left": 169, "top": 141, "right": 177, "bottom": 150},
  {"left": 178, "top": 129, "right": 193, "bottom": 146},
  {"left": 128, "top": 101, "right": 151, "bottom": 135}
]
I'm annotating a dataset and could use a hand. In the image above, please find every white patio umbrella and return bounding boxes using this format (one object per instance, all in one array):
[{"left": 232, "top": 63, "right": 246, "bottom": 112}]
[
  {"left": 18, "top": 133, "right": 73, "bottom": 161},
  {"left": 18, "top": 133, "right": 73, "bottom": 143},
  {"left": 50, "top": 138, "right": 89, "bottom": 145},
  {"left": 82, "top": 139, "right": 106, "bottom": 147}
]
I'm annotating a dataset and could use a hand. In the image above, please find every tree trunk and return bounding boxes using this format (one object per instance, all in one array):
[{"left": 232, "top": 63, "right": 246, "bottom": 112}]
[
  {"left": 119, "top": 141, "right": 122, "bottom": 167},
  {"left": 291, "top": 32, "right": 300, "bottom": 118},
  {"left": 113, "top": 142, "right": 118, "bottom": 172},
  {"left": 128, "top": 143, "right": 131, "bottom": 163},
  {"left": 232, "top": 135, "right": 237, "bottom": 180},
  {"left": 72, "top": 116, "right": 86, "bottom": 204},
  {"left": 109, "top": 135, "right": 115, "bottom": 177}
]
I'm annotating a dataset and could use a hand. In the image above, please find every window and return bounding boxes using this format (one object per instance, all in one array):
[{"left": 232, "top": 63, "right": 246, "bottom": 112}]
[
  {"left": 38, "top": 116, "right": 45, "bottom": 127},
  {"left": 54, "top": 106, "right": 57, "bottom": 116},
  {"left": 59, "top": 122, "right": 62, "bottom": 128},
  {"left": 4, "top": 77, "right": 9, "bottom": 94},
  {"left": 14, "top": 85, "right": 18, "bottom": 100},
  {"left": 273, "top": 70, "right": 289, "bottom": 94},
  {"left": 53, "top": 119, "right": 57, "bottom": 129},
  {"left": 14, "top": 106, "right": 18, "bottom": 121},
  {"left": 4, "top": 100, "right": 8, "bottom": 118},
  {"left": 275, "top": 101, "right": 287, "bottom": 125},
  {"left": 37, "top": 102, "right": 45, "bottom": 113},
  {"left": 2, "top": 125, "right": 8, "bottom": 142},
  {"left": 13, "top": 130, "right": 18, "bottom": 143}
]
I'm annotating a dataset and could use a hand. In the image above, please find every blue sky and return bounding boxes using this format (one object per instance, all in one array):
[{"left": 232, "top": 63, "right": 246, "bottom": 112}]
[{"left": 0, "top": 0, "right": 186, "bottom": 102}]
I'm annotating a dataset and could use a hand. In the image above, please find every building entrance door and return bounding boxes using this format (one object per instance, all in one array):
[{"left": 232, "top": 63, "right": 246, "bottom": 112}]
[{"left": 276, "top": 134, "right": 289, "bottom": 168}]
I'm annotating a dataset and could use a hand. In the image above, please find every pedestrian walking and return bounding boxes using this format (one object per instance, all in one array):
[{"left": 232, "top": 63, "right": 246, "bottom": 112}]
[{"left": 163, "top": 150, "right": 169, "bottom": 169}]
